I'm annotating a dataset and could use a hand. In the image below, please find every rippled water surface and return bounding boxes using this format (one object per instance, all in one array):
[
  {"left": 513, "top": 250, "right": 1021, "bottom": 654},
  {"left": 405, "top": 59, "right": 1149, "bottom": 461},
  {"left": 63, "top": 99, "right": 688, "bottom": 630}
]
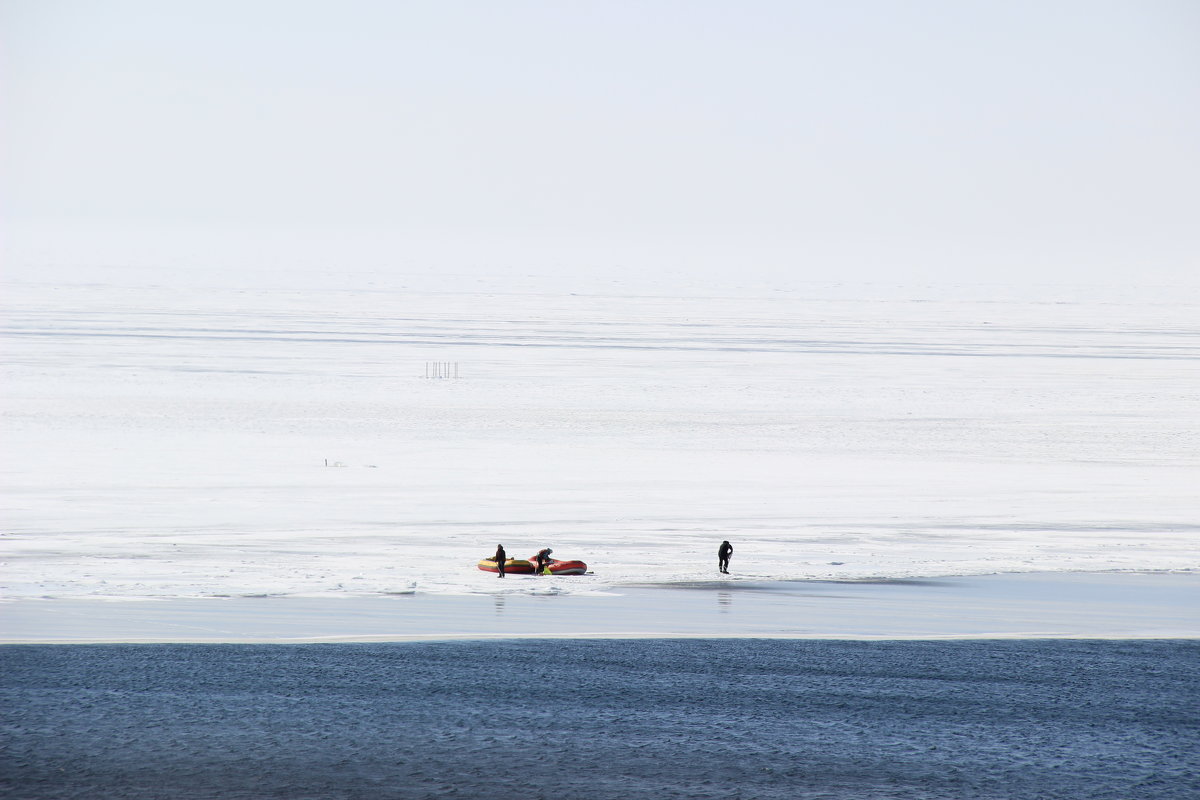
[{"left": 3, "top": 639, "right": 1196, "bottom": 799}]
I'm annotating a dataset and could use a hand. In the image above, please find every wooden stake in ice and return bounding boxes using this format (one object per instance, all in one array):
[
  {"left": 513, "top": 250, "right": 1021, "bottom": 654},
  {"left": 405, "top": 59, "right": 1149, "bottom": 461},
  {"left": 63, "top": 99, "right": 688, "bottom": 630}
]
[{"left": 424, "top": 362, "right": 460, "bottom": 379}]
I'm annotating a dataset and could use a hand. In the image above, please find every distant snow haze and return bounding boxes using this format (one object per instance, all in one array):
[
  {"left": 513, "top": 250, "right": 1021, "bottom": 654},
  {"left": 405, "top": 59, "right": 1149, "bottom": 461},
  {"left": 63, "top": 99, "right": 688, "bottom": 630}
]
[{"left": 2, "top": 0, "right": 1198, "bottom": 288}]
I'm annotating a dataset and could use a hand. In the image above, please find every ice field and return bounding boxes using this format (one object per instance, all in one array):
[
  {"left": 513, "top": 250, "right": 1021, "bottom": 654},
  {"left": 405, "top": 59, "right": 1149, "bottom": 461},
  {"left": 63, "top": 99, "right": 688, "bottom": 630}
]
[{"left": 2, "top": 267, "right": 1198, "bottom": 601}]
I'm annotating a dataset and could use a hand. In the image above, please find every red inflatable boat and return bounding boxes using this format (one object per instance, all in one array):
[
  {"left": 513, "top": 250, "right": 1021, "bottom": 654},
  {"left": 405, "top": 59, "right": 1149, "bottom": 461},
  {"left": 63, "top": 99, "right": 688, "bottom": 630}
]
[{"left": 528, "top": 556, "right": 588, "bottom": 575}]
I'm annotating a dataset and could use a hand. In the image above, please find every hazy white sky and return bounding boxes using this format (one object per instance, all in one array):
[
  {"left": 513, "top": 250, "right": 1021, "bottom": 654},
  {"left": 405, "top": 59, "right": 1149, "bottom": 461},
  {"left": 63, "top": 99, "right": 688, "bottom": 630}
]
[{"left": 2, "top": 0, "right": 1197, "bottom": 284}]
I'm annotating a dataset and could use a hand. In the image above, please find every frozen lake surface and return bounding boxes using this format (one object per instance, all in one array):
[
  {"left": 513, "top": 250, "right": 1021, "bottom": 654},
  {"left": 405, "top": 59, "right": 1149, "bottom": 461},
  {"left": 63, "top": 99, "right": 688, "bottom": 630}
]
[
  {"left": 2, "top": 268, "right": 1198, "bottom": 601},
  {"left": 2, "top": 572, "right": 1196, "bottom": 644},
  {"left": 3, "top": 269, "right": 1197, "bottom": 800}
]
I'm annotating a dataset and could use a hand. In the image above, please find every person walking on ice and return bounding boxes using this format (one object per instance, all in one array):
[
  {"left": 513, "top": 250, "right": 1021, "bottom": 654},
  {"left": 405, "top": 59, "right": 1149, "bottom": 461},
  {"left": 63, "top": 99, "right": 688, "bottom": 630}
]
[{"left": 718, "top": 540, "right": 733, "bottom": 574}]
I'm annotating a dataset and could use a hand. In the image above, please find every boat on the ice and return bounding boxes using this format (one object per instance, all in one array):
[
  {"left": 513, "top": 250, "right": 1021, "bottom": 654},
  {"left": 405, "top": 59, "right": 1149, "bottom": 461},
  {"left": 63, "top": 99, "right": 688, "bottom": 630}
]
[
  {"left": 528, "top": 555, "right": 587, "bottom": 575},
  {"left": 477, "top": 557, "right": 535, "bottom": 574}
]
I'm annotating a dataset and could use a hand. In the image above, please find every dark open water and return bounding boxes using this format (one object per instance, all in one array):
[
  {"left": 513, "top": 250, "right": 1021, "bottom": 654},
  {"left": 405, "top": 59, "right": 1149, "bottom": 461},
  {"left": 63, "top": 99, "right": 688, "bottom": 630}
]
[{"left": 2, "top": 640, "right": 1196, "bottom": 799}]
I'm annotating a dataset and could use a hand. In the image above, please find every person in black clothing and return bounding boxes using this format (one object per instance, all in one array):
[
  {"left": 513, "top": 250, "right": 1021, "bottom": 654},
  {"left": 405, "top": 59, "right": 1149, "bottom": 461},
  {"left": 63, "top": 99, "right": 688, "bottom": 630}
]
[
  {"left": 494, "top": 544, "right": 507, "bottom": 578},
  {"left": 534, "top": 548, "right": 553, "bottom": 575},
  {"left": 718, "top": 540, "right": 733, "bottom": 574}
]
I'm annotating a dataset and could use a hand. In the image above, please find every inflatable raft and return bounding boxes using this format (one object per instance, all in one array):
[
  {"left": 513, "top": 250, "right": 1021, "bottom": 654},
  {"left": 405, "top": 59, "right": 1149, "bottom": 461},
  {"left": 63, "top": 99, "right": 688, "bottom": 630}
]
[
  {"left": 528, "top": 556, "right": 587, "bottom": 575},
  {"left": 477, "top": 558, "right": 535, "bottom": 574}
]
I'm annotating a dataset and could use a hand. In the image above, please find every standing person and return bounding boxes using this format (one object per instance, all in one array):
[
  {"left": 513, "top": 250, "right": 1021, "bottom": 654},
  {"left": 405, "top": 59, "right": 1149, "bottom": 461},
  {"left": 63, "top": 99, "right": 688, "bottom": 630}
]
[
  {"left": 494, "top": 544, "right": 507, "bottom": 578},
  {"left": 534, "top": 548, "right": 553, "bottom": 575},
  {"left": 718, "top": 540, "right": 733, "bottom": 574}
]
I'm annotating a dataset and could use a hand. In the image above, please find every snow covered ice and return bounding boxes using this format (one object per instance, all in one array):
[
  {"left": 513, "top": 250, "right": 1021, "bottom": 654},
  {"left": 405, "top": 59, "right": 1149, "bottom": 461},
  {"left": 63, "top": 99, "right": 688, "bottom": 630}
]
[{"left": 2, "top": 266, "right": 1197, "bottom": 601}]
